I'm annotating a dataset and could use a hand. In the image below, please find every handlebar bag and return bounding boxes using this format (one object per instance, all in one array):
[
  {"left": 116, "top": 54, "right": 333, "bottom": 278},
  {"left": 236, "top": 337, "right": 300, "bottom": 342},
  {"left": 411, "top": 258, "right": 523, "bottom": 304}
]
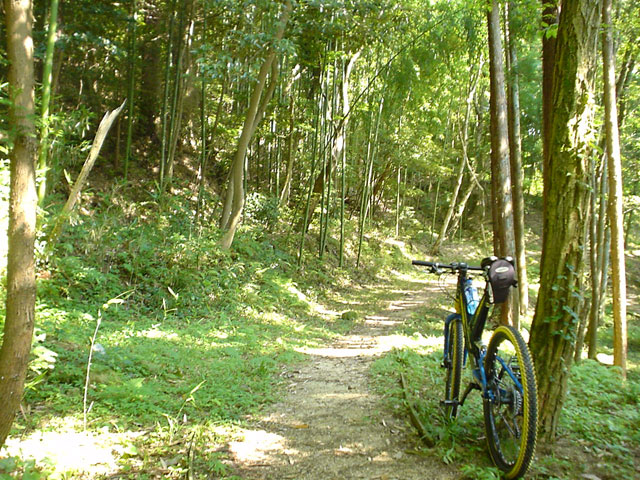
[{"left": 488, "top": 259, "right": 516, "bottom": 304}]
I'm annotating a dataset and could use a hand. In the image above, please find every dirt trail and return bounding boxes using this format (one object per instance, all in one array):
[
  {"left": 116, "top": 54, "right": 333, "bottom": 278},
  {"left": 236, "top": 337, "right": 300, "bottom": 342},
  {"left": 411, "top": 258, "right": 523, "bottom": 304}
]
[{"left": 227, "top": 289, "right": 457, "bottom": 480}]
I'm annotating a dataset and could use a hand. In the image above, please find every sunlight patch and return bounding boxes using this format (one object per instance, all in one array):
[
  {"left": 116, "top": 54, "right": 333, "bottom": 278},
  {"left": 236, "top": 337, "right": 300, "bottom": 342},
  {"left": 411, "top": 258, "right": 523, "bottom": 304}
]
[
  {"left": 315, "top": 392, "right": 366, "bottom": 401},
  {"left": 596, "top": 353, "right": 614, "bottom": 365},
  {"left": 389, "top": 269, "right": 429, "bottom": 282},
  {"left": 285, "top": 282, "right": 308, "bottom": 302},
  {"left": 297, "top": 332, "right": 439, "bottom": 358},
  {"left": 228, "top": 428, "right": 296, "bottom": 464},
  {"left": 2, "top": 429, "right": 132, "bottom": 476},
  {"left": 139, "top": 326, "right": 178, "bottom": 340},
  {"left": 377, "top": 333, "right": 440, "bottom": 352}
]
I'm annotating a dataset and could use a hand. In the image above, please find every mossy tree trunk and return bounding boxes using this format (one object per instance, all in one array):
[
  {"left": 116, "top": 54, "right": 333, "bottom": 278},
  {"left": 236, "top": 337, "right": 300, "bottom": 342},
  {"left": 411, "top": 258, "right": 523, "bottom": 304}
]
[
  {"left": 528, "top": 0, "right": 601, "bottom": 441},
  {"left": 541, "top": 0, "right": 559, "bottom": 240}
]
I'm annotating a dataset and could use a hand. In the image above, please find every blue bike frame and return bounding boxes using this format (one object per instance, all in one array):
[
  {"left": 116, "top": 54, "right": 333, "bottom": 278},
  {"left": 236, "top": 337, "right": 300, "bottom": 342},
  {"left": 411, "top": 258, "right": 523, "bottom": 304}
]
[{"left": 444, "top": 268, "right": 513, "bottom": 405}]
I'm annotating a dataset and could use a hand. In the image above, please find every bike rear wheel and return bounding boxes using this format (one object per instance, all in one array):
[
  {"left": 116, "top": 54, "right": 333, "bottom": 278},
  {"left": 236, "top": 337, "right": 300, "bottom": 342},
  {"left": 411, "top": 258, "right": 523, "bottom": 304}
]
[
  {"left": 444, "top": 316, "right": 463, "bottom": 418},
  {"left": 483, "top": 326, "right": 538, "bottom": 479}
]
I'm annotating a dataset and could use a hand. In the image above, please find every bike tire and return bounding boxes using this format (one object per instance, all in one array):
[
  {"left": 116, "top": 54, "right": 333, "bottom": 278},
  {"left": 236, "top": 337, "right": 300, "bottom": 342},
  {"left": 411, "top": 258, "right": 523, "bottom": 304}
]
[
  {"left": 444, "top": 317, "right": 463, "bottom": 419},
  {"left": 483, "top": 326, "right": 538, "bottom": 480}
]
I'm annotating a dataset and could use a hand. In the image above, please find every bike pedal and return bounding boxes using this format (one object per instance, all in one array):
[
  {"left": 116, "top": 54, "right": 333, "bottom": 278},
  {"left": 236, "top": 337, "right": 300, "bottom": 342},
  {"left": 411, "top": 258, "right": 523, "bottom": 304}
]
[{"left": 440, "top": 400, "right": 458, "bottom": 406}]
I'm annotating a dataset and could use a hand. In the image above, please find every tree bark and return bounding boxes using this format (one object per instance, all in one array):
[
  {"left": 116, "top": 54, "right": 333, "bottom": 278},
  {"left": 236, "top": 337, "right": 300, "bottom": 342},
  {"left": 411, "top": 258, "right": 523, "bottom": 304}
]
[
  {"left": 0, "top": 0, "right": 37, "bottom": 448},
  {"left": 505, "top": 1, "right": 529, "bottom": 314},
  {"left": 602, "top": 0, "right": 627, "bottom": 377},
  {"left": 541, "top": 0, "right": 559, "bottom": 236},
  {"left": 528, "top": 0, "right": 601, "bottom": 441},
  {"left": 487, "top": 0, "right": 517, "bottom": 327},
  {"left": 220, "top": 0, "right": 292, "bottom": 250}
]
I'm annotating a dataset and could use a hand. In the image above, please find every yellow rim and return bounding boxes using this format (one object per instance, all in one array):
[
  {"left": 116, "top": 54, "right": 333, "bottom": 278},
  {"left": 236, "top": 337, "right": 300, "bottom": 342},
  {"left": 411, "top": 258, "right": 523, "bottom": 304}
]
[{"left": 491, "top": 326, "right": 537, "bottom": 478}]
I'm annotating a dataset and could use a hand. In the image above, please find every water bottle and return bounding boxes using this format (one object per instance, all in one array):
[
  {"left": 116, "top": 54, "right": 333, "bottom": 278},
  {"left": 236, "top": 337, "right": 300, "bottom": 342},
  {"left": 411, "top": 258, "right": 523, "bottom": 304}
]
[{"left": 464, "top": 278, "right": 479, "bottom": 316}]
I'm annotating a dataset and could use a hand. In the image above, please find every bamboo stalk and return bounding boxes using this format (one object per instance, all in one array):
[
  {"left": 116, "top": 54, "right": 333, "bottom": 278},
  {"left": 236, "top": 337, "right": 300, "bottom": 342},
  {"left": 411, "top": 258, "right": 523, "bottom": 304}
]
[{"left": 36, "top": 0, "right": 59, "bottom": 204}]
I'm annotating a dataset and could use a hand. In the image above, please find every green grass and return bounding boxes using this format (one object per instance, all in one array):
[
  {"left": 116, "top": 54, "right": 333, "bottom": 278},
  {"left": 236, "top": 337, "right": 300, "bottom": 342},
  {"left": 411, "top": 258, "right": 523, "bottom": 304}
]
[
  {"left": 0, "top": 184, "right": 421, "bottom": 479},
  {"left": 2, "top": 182, "right": 640, "bottom": 479}
]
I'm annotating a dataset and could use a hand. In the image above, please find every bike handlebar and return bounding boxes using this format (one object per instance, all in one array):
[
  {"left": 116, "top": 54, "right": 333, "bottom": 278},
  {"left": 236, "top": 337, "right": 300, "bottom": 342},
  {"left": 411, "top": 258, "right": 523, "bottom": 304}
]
[{"left": 411, "top": 259, "right": 484, "bottom": 272}]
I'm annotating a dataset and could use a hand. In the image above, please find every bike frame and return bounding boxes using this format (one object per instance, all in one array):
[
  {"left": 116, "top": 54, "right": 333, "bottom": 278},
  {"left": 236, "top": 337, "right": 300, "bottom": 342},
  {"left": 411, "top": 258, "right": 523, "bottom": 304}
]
[{"left": 444, "top": 266, "right": 503, "bottom": 406}]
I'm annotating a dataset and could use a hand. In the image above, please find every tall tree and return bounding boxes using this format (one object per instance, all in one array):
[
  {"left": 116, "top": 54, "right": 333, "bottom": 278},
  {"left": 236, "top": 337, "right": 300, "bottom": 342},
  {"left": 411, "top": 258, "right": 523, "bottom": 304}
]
[
  {"left": 487, "top": 0, "right": 517, "bottom": 327},
  {"left": 602, "top": 0, "right": 627, "bottom": 377},
  {"left": 0, "top": 0, "right": 38, "bottom": 448},
  {"left": 124, "top": 0, "right": 138, "bottom": 181},
  {"left": 541, "top": 0, "right": 559, "bottom": 244},
  {"left": 219, "top": 0, "right": 292, "bottom": 250},
  {"left": 36, "top": 0, "right": 59, "bottom": 204},
  {"left": 529, "top": 0, "right": 601, "bottom": 440},
  {"left": 505, "top": 0, "right": 529, "bottom": 314}
]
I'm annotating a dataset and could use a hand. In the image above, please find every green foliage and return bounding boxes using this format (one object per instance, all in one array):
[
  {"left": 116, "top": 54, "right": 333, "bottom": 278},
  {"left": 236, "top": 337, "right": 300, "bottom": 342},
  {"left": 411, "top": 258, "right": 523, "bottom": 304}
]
[
  {"left": 2, "top": 0, "right": 640, "bottom": 476},
  {"left": 0, "top": 456, "right": 47, "bottom": 480},
  {"left": 5, "top": 185, "right": 384, "bottom": 477},
  {"left": 25, "top": 330, "right": 58, "bottom": 392},
  {"left": 563, "top": 360, "right": 640, "bottom": 444},
  {"left": 244, "top": 192, "right": 280, "bottom": 230}
]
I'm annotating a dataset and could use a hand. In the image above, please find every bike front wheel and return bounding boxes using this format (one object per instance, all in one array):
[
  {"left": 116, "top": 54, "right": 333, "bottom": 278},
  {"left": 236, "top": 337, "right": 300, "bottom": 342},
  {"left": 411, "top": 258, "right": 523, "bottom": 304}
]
[
  {"left": 483, "top": 326, "right": 538, "bottom": 479},
  {"left": 444, "top": 316, "right": 463, "bottom": 419}
]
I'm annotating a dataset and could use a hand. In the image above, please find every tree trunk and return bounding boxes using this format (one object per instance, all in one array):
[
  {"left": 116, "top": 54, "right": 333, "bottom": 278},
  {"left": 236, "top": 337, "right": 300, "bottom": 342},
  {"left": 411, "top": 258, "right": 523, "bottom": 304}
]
[
  {"left": 278, "top": 65, "right": 302, "bottom": 208},
  {"left": 46, "top": 102, "right": 126, "bottom": 251},
  {"left": 487, "top": 0, "right": 517, "bottom": 327},
  {"left": 0, "top": 0, "right": 37, "bottom": 448},
  {"left": 448, "top": 177, "right": 476, "bottom": 237},
  {"left": 541, "top": 0, "right": 559, "bottom": 238},
  {"left": 602, "top": 0, "right": 627, "bottom": 377},
  {"left": 167, "top": 7, "right": 195, "bottom": 188},
  {"left": 528, "top": 0, "right": 601, "bottom": 441},
  {"left": 160, "top": 0, "right": 176, "bottom": 192},
  {"left": 431, "top": 157, "right": 466, "bottom": 254},
  {"left": 584, "top": 155, "right": 601, "bottom": 361},
  {"left": 505, "top": 1, "right": 529, "bottom": 314},
  {"left": 36, "top": 0, "right": 59, "bottom": 204},
  {"left": 138, "top": 11, "right": 162, "bottom": 141},
  {"left": 395, "top": 167, "right": 401, "bottom": 238},
  {"left": 220, "top": 0, "right": 292, "bottom": 250},
  {"left": 588, "top": 160, "right": 609, "bottom": 359},
  {"left": 356, "top": 96, "right": 383, "bottom": 268},
  {"left": 124, "top": 0, "right": 137, "bottom": 181}
]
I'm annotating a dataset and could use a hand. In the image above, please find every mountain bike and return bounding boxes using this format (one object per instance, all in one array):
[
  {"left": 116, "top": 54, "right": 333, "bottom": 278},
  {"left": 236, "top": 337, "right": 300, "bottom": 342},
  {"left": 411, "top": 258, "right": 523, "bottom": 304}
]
[{"left": 412, "top": 256, "right": 537, "bottom": 480}]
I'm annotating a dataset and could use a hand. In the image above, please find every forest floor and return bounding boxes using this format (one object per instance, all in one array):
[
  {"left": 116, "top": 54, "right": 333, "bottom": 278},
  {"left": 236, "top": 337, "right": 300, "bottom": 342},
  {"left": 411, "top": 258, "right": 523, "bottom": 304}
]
[{"left": 224, "top": 277, "right": 458, "bottom": 480}]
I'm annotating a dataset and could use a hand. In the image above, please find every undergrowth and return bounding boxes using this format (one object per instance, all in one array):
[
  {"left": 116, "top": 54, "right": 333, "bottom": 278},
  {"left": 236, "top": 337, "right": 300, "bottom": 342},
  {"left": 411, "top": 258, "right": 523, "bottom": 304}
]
[{"left": 0, "top": 181, "right": 411, "bottom": 479}]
